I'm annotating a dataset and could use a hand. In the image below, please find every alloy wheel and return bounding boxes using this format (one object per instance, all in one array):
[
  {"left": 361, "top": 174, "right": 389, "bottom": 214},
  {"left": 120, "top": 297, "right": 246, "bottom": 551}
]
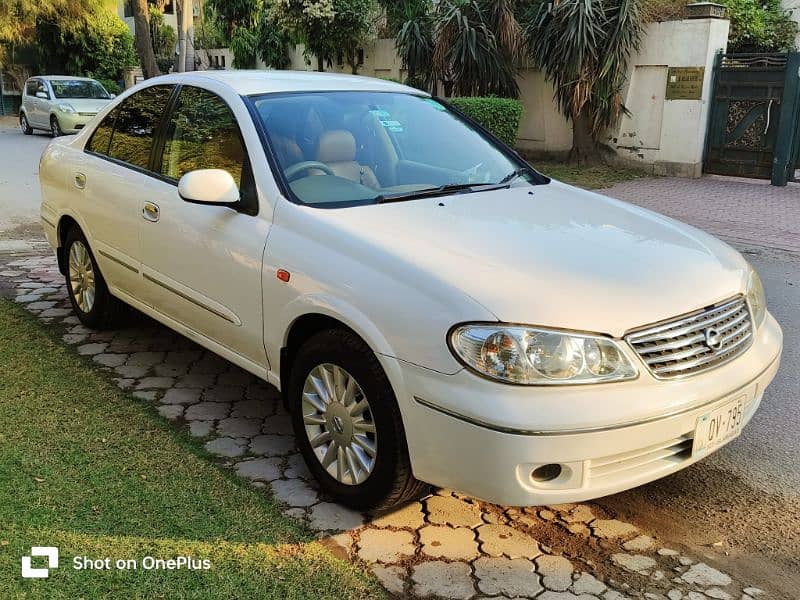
[
  {"left": 301, "top": 363, "right": 377, "bottom": 485},
  {"left": 68, "top": 240, "right": 96, "bottom": 313}
]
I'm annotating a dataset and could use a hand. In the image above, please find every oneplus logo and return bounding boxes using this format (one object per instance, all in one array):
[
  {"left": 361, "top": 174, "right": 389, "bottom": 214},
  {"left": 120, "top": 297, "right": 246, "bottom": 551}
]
[{"left": 21, "top": 547, "right": 59, "bottom": 579}]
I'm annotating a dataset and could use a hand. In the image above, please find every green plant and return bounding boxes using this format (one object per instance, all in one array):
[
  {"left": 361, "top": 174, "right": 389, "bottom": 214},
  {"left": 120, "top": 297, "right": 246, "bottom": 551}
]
[
  {"left": 449, "top": 96, "right": 524, "bottom": 147},
  {"left": 96, "top": 77, "right": 122, "bottom": 95},
  {"left": 721, "top": 0, "right": 798, "bottom": 52},
  {"left": 433, "top": 0, "right": 521, "bottom": 98},
  {"left": 395, "top": 0, "right": 434, "bottom": 91},
  {"left": 524, "top": 0, "right": 646, "bottom": 164},
  {"left": 229, "top": 23, "right": 260, "bottom": 67},
  {"left": 35, "top": 7, "right": 137, "bottom": 83},
  {"left": 149, "top": 7, "right": 176, "bottom": 70},
  {"left": 195, "top": 6, "right": 229, "bottom": 49},
  {"left": 267, "top": 0, "right": 379, "bottom": 73}
]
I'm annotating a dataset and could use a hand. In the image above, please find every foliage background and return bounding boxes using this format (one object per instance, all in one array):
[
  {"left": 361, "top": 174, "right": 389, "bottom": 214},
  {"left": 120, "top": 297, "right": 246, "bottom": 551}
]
[{"left": 449, "top": 96, "right": 524, "bottom": 147}]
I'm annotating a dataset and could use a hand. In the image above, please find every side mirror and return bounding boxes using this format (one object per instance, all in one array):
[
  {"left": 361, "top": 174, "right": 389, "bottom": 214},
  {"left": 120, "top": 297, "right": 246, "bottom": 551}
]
[
  {"left": 109, "top": 93, "right": 117, "bottom": 99},
  {"left": 35, "top": 91, "right": 48, "bottom": 99},
  {"left": 178, "top": 169, "right": 240, "bottom": 206}
]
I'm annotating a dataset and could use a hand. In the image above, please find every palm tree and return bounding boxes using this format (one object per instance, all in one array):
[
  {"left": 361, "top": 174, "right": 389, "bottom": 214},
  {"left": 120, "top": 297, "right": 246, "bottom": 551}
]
[
  {"left": 525, "top": 0, "right": 645, "bottom": 164},
  {"left": 395, "top": 0, "right": 435, "bottom": 91},
  {"left": 393, "top": 0, "right": 524, "bottom": 97},
  {"left": 433, "top": 0, "right": 521, "bottom": 98}
]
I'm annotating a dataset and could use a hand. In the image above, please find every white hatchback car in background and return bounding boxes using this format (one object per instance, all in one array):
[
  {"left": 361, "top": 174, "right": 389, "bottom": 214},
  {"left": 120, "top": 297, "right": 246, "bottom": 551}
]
[
  {"left": 39, "top": 71, "right": 782, "bottom": 509},
  {"left": 20, "top": 75, "right": 114, "bottom": 137}
]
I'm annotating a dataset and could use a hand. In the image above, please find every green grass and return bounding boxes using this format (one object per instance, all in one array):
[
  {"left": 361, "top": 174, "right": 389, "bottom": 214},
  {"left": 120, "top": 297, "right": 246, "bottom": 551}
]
[
  {"left": 0, "top": 299, "right": 384, "bottom": 599},
  {"left": 532, "top": 160, "right": 650, "bottom": 190}
]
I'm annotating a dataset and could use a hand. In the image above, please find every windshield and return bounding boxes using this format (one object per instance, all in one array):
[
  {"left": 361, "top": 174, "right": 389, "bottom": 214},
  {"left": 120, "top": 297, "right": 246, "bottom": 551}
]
[
  {"left": 50, "top": 80, "right": 110, "bottom": 100},
  {"left": 250, "top": 91, "right": 539, "bottom": 207}
]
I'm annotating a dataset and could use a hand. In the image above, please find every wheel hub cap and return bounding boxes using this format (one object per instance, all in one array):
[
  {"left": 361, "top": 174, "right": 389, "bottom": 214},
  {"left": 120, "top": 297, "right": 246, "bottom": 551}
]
[
  {"left": 68, "top": 241, "right": 96, "bottom": 313},
  {"left": 302, "top": 363, "right": 377, "bottom": 485}
]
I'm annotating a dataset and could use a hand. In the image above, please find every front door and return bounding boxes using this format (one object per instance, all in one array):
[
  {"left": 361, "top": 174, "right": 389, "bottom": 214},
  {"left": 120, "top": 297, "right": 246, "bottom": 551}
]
[{"left": 139, "top": 85, "right": 270, "bottom": 368}]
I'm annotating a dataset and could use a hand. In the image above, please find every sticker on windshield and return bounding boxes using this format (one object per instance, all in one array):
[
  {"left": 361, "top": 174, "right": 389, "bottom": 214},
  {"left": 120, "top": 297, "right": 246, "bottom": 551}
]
[
  {"left": 369, "top": 109, "right": 391, "bottom": 119},
  {"left": 424, "top": 98, "right": 446, "bottom": 111}
]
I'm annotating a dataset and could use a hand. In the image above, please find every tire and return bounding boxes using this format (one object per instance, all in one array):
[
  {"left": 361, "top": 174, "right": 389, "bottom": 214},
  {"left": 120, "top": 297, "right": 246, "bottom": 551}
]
[
  {"left": 63, "top": 227, "right": 127, "bottom": 329},
  {"left": 50, "top": 115, "right": 63, "bottom": 137},
  {"left": 20, "top": 112, "right": 33, "bottom": 135},
  {"left": 289, "top": 329, "right": 427, "bottom": 510}
]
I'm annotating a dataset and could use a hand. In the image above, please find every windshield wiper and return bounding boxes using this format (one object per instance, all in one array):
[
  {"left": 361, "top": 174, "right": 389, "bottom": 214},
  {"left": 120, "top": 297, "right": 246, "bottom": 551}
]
[{"left": 374, "top": 183, "right": 482, "bottom": 204}]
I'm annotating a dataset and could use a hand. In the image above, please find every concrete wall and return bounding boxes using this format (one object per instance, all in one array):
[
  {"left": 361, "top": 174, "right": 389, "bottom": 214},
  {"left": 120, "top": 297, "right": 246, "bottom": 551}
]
[{"left": 612, "top": 18, "right": 730, "bottom": 177}]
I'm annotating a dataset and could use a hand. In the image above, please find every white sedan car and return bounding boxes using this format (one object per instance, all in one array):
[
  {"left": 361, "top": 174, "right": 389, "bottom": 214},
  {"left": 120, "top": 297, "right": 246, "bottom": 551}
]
[{"left": 39, "top": 71, "right": 783, "bottom": 509}]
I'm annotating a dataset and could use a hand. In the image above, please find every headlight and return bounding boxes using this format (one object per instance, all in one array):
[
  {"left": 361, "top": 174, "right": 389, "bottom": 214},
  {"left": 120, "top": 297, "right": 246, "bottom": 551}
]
[
  {"left": 449, "top": 324, "right": 638, "bottom": 385},
  {"left": 746, "top": 264, "right": 766, "bottom": 327},
  {"left": 57, "top": 103, "right": 76, "bottom": 113}
]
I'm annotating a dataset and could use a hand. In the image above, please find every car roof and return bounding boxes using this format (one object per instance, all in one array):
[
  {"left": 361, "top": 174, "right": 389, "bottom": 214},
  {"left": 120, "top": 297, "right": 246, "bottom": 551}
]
[
  {"left": 144, "top": 70, "right": 428, "bottom": 97},
  {"left": 34, "top": 76, "right": 97, "bottom": 82}
]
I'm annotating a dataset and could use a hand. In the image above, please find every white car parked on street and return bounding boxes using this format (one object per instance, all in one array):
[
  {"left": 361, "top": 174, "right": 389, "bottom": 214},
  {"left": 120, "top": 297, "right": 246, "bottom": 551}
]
[
  {"left": 20, "top": 76, "right": 114, "bottom": 137},
  {"left": 39, "top": 71, "right": 783, "bottom": 509}
]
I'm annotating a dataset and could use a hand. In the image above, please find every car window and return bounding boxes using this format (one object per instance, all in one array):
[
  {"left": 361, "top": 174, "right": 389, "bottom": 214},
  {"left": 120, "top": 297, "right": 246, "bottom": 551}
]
[
  {"left": 25, "top": 80, "right": 37, "bottom": 96},
  {"left": 251, "top": 91, "right": 531, "bottom": 207},
  {"left": 107, "top": 85, "right": 174, "bottom": 171},
  {"left": 159, "top": 86, "right": 246, "bottom": 186},
  {"left": 36, "top": 81, "right": 50, "bottom": 99},
  {"left": 50, "top": 79, "right": 110, "bottom": 100},
  {"left": 86, "top": 108, "right": 118, "bottom": 156}
]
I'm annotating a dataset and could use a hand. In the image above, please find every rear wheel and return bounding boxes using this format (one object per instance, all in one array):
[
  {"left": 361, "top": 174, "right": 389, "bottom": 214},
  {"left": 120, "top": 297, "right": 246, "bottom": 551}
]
[
  {"left": 50, "top": 115, "right": 63, "bottom": 137},
  {"left": 289, "top": 329, "right": 427, "bottom": 510},
  {"left": 20, "top": 113, "right": 33, "bottom": 135},
  {"left": 63, "top": 227, "right": 127, "bottom": 329}
]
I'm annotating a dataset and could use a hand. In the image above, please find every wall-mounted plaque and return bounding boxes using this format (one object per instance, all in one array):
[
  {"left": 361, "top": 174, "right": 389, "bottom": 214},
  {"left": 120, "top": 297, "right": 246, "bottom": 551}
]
[{"left": 665, "top": 67, "right": 705, "bottom": 100}]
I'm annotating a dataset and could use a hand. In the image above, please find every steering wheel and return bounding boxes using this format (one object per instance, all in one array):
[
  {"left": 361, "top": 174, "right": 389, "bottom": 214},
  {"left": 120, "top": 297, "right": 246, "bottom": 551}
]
[{"left": 284, "top": 161, "right": 336, "bottom": 182}]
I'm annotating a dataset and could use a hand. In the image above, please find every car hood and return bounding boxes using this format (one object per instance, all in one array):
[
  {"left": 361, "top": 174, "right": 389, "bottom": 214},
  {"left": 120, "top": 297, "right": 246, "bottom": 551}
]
[
  {"left": 321, "top": 181, "right": 749, "bottom": 337},
  {"left": 54, "top": 98, "right": 110, "bottom": 113}
]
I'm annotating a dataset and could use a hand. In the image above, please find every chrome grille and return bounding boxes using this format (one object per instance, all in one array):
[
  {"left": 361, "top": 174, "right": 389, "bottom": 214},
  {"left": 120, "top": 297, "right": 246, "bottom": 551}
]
[{"left": 626, "top": 296, "right": 753, "bottom": 379}]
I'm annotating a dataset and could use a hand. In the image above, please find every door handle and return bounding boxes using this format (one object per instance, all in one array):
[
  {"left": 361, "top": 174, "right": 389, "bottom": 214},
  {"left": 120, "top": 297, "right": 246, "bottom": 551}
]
[
  {"left": 74, "top": 173, "right": 86, "bottom": 189},
  {"left": 142, "top": 202, "right": 160, "bottom": 222}
]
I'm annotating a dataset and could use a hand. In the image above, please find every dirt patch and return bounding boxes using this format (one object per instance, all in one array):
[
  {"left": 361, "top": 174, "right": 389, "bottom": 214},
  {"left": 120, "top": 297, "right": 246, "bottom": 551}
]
[{"left": 596, "top": 463, "right": 800, "bottom": 599}]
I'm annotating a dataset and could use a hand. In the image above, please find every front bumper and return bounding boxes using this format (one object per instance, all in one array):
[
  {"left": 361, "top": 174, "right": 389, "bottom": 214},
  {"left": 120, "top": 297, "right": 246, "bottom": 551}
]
[
  {"left": 385, "top": 312, "right": 782, "bottom": 506},
  {"left": 54, "top": 112, "right": 97, "bottom": 133}
]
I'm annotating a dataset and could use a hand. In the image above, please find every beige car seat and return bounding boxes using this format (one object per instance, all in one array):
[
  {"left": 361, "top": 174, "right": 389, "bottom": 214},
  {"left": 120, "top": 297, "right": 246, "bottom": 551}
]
[{"left": 316, "top": 130, "right": 380, "bottom": 189}]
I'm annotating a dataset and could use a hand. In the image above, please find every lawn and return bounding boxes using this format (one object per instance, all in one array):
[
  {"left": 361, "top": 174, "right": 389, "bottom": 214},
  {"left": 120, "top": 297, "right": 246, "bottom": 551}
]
[
  {"left": 0, "top": 299, "right": 384, "bottom": 599},
  {"left": 531, "top": 160, "right": 649, "bottom": 190}
]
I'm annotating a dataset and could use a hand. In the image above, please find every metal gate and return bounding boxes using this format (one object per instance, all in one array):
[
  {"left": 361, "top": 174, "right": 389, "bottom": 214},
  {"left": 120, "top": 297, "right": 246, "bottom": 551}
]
[{"left": 704, "top": 52, "right": 800, "bottom": 186}]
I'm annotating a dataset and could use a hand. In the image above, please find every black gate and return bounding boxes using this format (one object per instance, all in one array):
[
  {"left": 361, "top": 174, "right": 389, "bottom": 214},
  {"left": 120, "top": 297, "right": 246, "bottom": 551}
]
[{"left": 704, "top": 52, "right": 800, "bottom": 185}]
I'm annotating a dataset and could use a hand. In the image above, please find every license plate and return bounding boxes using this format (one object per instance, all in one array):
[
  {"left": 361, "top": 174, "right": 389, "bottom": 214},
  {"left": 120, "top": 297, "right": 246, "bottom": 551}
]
[{"left": 692, "top": 394, "right": 746, "bottom": 458}]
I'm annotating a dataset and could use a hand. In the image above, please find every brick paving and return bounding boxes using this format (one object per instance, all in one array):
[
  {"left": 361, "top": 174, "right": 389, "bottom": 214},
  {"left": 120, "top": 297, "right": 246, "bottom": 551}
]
[
  {"left": 600, "top": 175, "right": 800, "bottom": 254},
  {"left": 0, "top": 252, "right": 771, "bottom": 600}
]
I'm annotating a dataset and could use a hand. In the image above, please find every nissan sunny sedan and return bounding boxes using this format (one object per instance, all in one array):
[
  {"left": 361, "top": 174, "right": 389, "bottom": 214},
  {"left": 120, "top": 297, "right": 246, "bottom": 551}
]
[{"left": 38, "top": 71, "right": 783, "bottom": 509}]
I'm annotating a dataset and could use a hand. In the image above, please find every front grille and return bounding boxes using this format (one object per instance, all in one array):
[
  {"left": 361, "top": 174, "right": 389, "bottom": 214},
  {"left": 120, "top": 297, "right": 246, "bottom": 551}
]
[
  {"left": 78, "top": 112, "right": 96, "bottom": 117},
  {"left": 626, "top": 296, "right": 753, "bottom": 379}
]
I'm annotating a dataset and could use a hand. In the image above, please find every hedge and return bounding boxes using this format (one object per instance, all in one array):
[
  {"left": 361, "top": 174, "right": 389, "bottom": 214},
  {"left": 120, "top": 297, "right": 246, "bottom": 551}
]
[{"left": 448, "top": 96, "right": 524, "bottom": 147}]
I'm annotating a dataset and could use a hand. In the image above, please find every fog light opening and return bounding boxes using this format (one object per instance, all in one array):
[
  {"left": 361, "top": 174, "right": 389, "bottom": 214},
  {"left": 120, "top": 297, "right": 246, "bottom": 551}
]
[{"left": 531, "top": 463, "right": 562, "bottom": 483}]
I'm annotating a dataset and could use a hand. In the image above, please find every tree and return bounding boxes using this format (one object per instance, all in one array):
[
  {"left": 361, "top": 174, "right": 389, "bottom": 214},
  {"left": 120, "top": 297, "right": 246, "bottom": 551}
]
[
  {"left": 432, "top": 0, "right": 523, "bottom": 97},
  {"left": 132, "top": 0, "right": 161, "bottom": 78},
  {"left": 36, "top": 9, "right": 137, "bottom": 84},
  {"left": 720, "top": 0, "right": 798, "bottom": 52},
  {"left": 267, "top": 0, "right": 378, "bottom": 73},
  {"left": 394, "top": 0, "right": 434, "bottom": 91},
  {"left": 525, "top": 0, "right": 646, "bottom": 164}
]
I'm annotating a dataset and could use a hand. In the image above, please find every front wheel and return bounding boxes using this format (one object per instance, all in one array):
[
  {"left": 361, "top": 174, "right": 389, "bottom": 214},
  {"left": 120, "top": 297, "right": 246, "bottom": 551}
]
[
  {"left": 50, "top": 115, "right": 63, "bottom": 137},
  {"left": 20, "top": 113, "right": 33, "bottom": 135},
  {"left": 289, "top": 329, "right": 427, "bottom": 510},
  {"left": 63, "top": 227, "right": 127, "bottom": 329}
]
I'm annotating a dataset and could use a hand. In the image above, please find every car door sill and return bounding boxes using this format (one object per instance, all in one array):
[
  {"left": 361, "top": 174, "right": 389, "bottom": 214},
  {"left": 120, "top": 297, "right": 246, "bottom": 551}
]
[{"left": 111, "top": 286, "right": 274, "bottom": 384}]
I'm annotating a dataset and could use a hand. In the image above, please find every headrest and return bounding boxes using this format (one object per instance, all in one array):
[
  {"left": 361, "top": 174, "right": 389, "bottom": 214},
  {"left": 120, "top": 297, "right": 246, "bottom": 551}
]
[{"left": 316, "top": 130, "right": 356, "bottom": 163}]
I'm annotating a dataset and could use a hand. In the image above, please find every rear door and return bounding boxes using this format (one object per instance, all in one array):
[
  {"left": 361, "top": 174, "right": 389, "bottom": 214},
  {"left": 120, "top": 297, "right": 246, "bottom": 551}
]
[
  {"left": 139, "top": 84, "right": 270, "bottom": 367},
  {"left": 80, "top": 84, "right": 175, "bottom": 299}
]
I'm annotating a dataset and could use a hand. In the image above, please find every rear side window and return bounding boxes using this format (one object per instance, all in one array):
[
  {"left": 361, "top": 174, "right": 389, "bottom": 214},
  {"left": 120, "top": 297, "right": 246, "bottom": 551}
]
[
  {"left": 159, "top": 86, "right": 245, "bottom": 186},
  {"left": 86, "top": 108, "right": 117, "bottom": 156},
  {"left": 107, "top": 85, "right": 173, "bottom": 170}
]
